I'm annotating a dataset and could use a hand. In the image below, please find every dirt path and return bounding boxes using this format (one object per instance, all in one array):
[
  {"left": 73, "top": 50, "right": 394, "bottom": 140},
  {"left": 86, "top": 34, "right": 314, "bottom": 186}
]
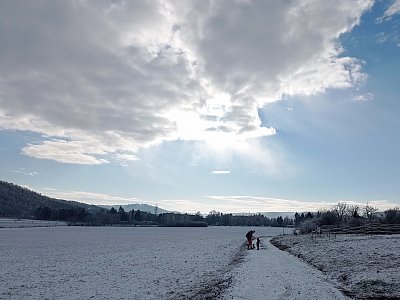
[{"left": 219, "top": 238, "right": 349, "bottom": 300}]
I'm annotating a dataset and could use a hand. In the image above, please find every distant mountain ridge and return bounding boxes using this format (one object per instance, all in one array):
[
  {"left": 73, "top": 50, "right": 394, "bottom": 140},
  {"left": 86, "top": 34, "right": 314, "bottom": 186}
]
[
  {"left": 100, "top": 204, "right": 169, "bottom": 214},
  {"left": 233, "top": 212, "right": 295, "bottom": 218}
]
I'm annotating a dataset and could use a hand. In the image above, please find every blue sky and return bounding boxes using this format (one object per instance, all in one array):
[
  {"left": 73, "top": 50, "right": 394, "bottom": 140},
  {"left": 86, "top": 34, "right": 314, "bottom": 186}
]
[{"left": 1, "top": 0, "right": 399, "bottom": 213}]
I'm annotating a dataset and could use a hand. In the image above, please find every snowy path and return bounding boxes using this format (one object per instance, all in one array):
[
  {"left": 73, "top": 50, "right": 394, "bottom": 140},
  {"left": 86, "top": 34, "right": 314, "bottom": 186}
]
[{"left": 220, "top": 238, "right": 348, "bottom": 300}]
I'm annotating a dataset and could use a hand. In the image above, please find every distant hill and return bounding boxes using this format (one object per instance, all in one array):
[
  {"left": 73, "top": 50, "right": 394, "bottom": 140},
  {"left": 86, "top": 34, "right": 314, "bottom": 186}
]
[
  {"left": 100, "top": 203, "right": 169, "bottom": 214},
  {"left": 232, "top": 212, "right": 295, "bottom": 218},
  {"left": 0, "top": 180, "right": 104, "bottom": 219},
  {"left": 257, "top": 212, "right": 295, "bottom": 218}
]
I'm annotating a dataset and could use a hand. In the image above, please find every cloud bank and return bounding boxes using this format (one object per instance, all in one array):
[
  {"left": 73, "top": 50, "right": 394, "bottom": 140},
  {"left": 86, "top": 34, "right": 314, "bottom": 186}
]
[
  {"left": 0, "top": 0, "right": 373, "bottom": 164},
  {"left": 159, "top": 195, "right": 398, "bottom": 214},
  {"left": 42, "top": 188, "right": 137, "bottom": 206},
  {"left": 38, "top": 187, "right": 399, "bottom": 213}
]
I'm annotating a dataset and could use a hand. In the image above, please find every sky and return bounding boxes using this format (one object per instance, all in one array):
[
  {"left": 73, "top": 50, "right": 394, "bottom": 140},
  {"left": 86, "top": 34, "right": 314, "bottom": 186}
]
[{"left": 1, "top": 0, "right": 400, "bottom": 214}]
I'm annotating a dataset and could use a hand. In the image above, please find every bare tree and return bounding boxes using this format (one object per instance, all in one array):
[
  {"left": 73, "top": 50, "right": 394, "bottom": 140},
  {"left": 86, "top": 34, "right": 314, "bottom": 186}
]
[
  {"left": 347, "top": 205, "right": 360, "bottom": 218},
  {"left": 333, "top": 202, "right": 349, "bottom": 224},
  {"left": 364, "top": 203, "right": 378, "bottom": 220}
]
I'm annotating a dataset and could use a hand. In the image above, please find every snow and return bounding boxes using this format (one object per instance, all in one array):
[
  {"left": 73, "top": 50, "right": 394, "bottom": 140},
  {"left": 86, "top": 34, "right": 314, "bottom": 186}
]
[
  {"left": 0, "top": 226, "right": 279, "bottom": 299},
  {"left": 221, "top": 237, "right": 347, "bottom": 300},
  {"left": 1, "top": 226, "right": 352, "bottom": 300},
  {"left": 271, "top": 233, "right": 400, "bottom": 299},
  {"left": 0, "top": 218, "right": 67, "bottom": 228}
]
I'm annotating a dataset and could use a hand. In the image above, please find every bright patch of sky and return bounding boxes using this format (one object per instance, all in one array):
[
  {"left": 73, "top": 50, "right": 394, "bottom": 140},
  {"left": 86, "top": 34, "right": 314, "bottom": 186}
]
[{"left": 1, "top": 0, "right": 399, "bottom": 214}]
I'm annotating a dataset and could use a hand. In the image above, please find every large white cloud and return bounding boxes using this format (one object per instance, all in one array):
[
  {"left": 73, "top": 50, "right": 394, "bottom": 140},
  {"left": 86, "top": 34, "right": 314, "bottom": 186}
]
[{"left": 0, "top": 0, "right": 373, "bottom": 164}]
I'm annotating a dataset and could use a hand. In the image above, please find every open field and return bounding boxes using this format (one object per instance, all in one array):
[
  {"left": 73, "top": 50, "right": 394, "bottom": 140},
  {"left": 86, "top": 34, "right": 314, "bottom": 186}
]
[
  {"left": 271, "top": 233, "right": 400, "bottom": 299},
  {"left": 0, "top": 226, "right": 281, "bottom": 299},
  {"left": 6, "top": 225, "right": 392, "bottom": 299},
  {"left": 0, "top": 218, "right": 67, "bottom": 228}
]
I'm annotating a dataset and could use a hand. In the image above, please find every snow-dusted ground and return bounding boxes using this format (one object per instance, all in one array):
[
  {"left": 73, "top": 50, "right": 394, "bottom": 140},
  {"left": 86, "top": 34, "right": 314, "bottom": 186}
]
[
  {"left": 0, "top": 226, "right": 282, "bottom": 299},
  {"left": 271, "top": 234, "right": 400, "bottom": 299},
  {"left": 221, "top": 237, "right": 347, "bottom": 300},
  {"left": 2, "top": 226, "right": 363, "bottom": 300},
  {"left": 0, "top": 218, "right": 67, "bottom": 228}
]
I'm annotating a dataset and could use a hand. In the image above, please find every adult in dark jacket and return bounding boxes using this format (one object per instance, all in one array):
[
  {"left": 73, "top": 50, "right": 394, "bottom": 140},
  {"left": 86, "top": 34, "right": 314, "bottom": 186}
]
[{"left": 245, "top": 230, "right": 255, "bottom": 250}]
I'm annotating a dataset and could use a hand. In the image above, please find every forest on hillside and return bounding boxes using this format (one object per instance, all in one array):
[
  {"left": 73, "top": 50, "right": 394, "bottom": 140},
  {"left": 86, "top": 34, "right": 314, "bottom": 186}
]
[
  {"left": 0, "top": 181, "right": 293, "bottom": 227},
  {"left": 0, "top": 181, "right": 102, "bottom": 220}
]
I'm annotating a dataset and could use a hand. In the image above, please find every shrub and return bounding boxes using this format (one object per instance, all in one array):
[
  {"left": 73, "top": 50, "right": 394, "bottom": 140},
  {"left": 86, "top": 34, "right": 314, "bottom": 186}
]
[
  {"left": 299, "top": 219, "right": 317, "bottom": 234},
  {"left": 384, "top": 207, "right": 400, "bottom": 224}
]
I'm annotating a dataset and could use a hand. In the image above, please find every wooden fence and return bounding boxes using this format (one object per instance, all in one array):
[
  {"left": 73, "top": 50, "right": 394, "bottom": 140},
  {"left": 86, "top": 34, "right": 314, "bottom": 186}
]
[{"left": 311, "top": 223, "right": 400, "bottom": 238}]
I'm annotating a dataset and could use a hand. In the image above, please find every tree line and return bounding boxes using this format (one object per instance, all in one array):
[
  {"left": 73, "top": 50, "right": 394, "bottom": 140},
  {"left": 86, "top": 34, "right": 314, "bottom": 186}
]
[
  {"left": 205, "top": 210, "right": 293, "bottom": 227},
  {"left": 294, "top": 202, "right": 400, "bottom": 233},
  {"left": 33, "top": 205, "right": 295, "bottom": 227},
  {"left": 30, "top": 202, "right": 400, "bottom": 228},
  {"left": 3, "top": 180, "right": 399, "bottom": 228},
  {"left": 1, "top": 180, "right": 294, "bottom": 227}
]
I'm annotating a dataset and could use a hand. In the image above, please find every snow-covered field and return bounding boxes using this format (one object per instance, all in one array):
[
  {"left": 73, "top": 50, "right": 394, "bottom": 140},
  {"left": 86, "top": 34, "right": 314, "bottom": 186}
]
[
  {"left": 0, "top": 218, "right": 67, "bottom": 228},
  {"left": 0, "top": 226, "right": 282, "bottom": 299},
  {"left": 7, "top": 226, "right": 379, "bottom": 299},
  {"left": 271, "top": 233, "right": 400, "bottom": 299}
]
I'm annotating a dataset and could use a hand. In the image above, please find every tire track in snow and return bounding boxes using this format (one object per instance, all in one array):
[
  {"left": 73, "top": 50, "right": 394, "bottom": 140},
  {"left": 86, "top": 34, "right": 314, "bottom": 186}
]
[{"left": 171, "top": 243, "right": 248, "bottom": 300}]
